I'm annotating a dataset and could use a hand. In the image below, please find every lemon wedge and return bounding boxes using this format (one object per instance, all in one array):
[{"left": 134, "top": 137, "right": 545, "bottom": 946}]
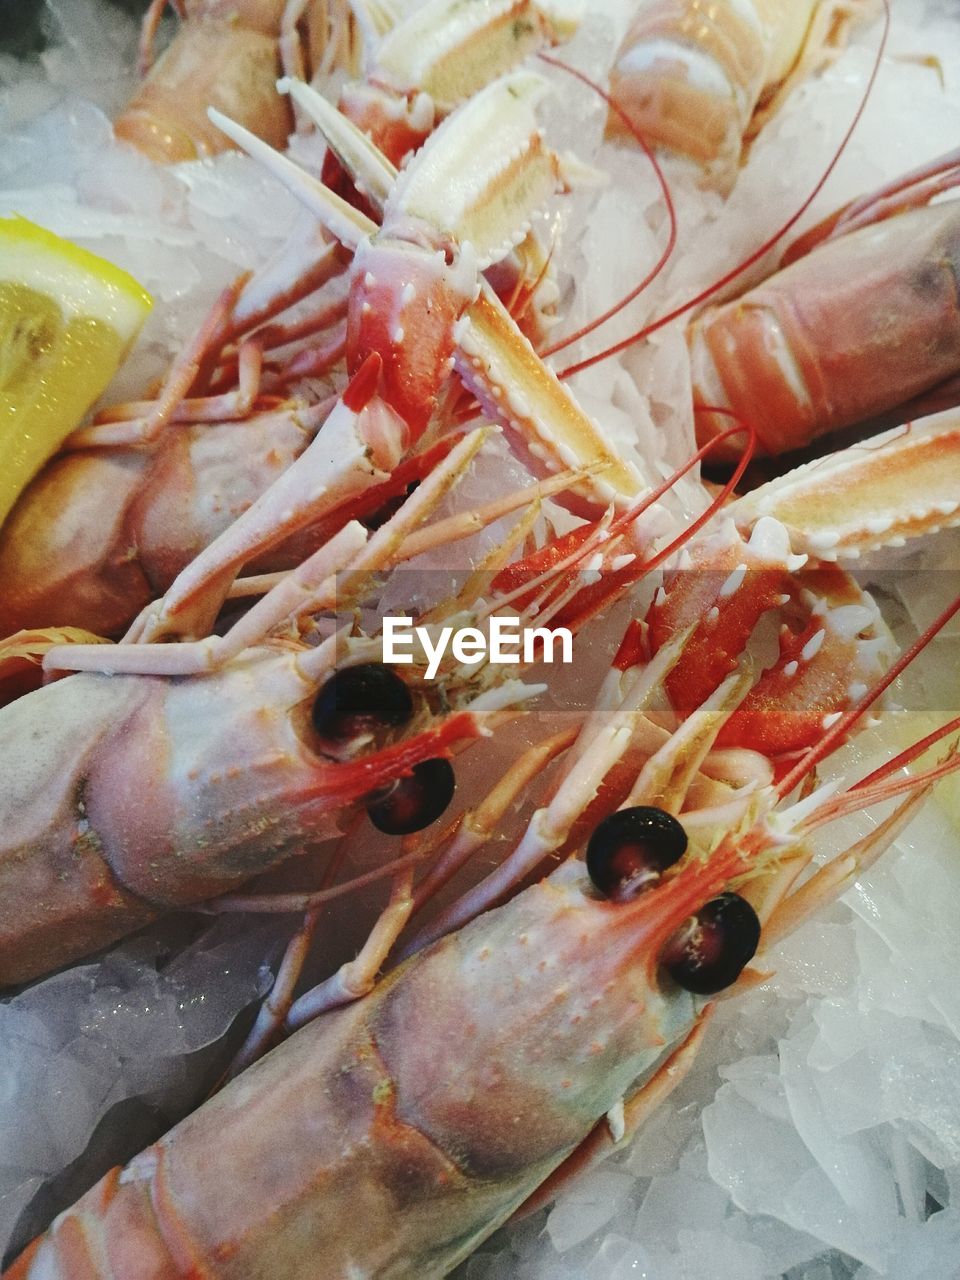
[{"left": 0, "top": 215, "right": 153, "bottom": 527}]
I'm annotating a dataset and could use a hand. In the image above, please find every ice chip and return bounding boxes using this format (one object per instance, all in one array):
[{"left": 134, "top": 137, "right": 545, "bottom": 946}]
[{"left": 546, "top": 1168, "right": 636, "bottom": 1252}]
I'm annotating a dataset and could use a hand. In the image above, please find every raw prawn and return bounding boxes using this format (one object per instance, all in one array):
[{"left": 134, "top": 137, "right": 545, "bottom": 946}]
[
  {"left": 5, "top": 578, "right": 959, "bottom": 1279},
  {"left": 0, "top": 69, "right": 629, "bottom": 642},
  {"left": 690, "top": 150, "right": 960, "bottom": 457},
  {"left": 114, "top": 0, "right": 358, "bottom": 163},
  {"left": 607, "top": 0, "right": 877, "bottom": 190},
  {"left": 0, "top": 429, "right": 545, "bottom": 987}
]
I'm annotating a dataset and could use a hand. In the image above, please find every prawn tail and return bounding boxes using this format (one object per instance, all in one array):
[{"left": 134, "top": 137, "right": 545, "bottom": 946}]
[{"left": 2, "top": 1162, "right": 190, "bottom": 1280}]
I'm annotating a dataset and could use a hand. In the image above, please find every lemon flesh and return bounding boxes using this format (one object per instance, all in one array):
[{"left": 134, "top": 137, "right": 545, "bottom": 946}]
[{"left": 0, "top": 215, "right": 153, "bottom": 527}]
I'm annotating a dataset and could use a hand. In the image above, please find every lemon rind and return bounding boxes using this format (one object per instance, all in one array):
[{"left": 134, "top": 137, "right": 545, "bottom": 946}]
[{"left": 0, "top": 215, "right": 152, "bottom": 340}]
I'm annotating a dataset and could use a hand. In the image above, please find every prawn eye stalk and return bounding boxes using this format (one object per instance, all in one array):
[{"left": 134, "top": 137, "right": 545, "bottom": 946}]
[
  {"left": 661, "top": 892, "right": 761, "bottom": 995},
  {"left": 586, "top": 806, "right": 688, "bottom": 901},
  {"left": 367, "top": 756, "right": 456, "bottom": 835},
  {"left": 312, "top": 663, "right": 414, "bottom": 742}
]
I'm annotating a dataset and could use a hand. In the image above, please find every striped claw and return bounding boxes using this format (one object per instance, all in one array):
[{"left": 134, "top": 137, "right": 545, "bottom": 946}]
[
  {"left": 729, "top": 410, "right": 960, "bottom": 564},
  {"left": 382, "top": 70, "right": 581, "bottom": 269},
  {"left": 370, "top": 0, "right": 581, "bottom": 114}
]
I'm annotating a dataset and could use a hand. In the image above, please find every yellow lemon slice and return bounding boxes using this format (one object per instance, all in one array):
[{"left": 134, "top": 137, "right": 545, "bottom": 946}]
[{"left": 0, "top": 215, "right": 152, "bottom": 527}]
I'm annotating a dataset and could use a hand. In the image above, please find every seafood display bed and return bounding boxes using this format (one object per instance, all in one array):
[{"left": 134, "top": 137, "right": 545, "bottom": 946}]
[{"left": 2, "top": 1, "right": 960, "bottom": 1278}]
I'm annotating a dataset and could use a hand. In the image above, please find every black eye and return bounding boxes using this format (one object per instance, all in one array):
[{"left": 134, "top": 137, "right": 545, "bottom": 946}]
[
  {"left": 586, "top": 807, "right": 688, "bottom": 901},
  {"left": 312, "top": 664, "right": 414, "bottom": 741},
  {"left": 661, "top": 892, "right": 761, "bottom": 995},
  {"left": 367, "top": 758, "right": 456, "bottom": 835}
]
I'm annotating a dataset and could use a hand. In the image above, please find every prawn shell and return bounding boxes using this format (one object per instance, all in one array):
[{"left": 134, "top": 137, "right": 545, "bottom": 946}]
[
  {"left": 0, "top": 451, "right": 153, "bottom": 637},
  {"left": 5, "top": 865, "right": 698, "bottom": 1278},
  {"left": 0, "top": 675, "right": 161, "bottom": 985},
  {"left": 347, "top": 238, "right": 476, "bottom": 437},
  {"left": 690, "top": 203, "right": 960, "bottom": 456},
  {"left": 115, "top": 19, "right": 292, "bottom": 164},
  {"left": 0, "top": 653, "right": 339, "bottom": 986},
  {"left": 0, "top": 412, "right": 314, "bottom": 638}
]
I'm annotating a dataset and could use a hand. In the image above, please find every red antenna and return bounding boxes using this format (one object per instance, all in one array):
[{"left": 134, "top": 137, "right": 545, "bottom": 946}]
[
  {"left": 536, "top": 52, "right": 678, "bottom": 359},
  {"left": 631, "top": 410, "right": 756, "bottom": 576}
]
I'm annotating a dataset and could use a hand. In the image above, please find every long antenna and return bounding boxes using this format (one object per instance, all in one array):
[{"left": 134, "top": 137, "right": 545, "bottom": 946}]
[{"left": 535, "top": 52, "right": 678, "bottom": 359}]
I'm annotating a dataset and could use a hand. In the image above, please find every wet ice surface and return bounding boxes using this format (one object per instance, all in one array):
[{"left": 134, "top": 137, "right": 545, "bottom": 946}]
[
  {"left": 0, "top": 915, "right": 286, "bottom": 1266},
  {"left": 2, "top": 0, "right": 960, "bottom": 1277}
]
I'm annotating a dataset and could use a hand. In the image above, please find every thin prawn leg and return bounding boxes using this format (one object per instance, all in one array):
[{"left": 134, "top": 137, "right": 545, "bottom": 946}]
[
  {"left": 234, "top": 902, "right": 325, "bottom": 1069},
  {"left": 280, "top": 0, "right": 312, "bottom": 83},
  {"left": 410, "top": 727, "right": 581, "bottom": 913},
  {"left": 286, "top": 867, "right": 415, "bottom": 1026},
  {"left": 82, "top": 340, "right": 266, "bottom": 442},
  {"left": 43, "top": 426, "right": 489, "bottom": 674},
  {"left": 220, "top": 465, "right": 581, "bottom": 604},
  {"left": 269, "top": 326, "right": 347, "bottom": 384},
  {"left": 236, "top": 293, "right": 349, "bottom": 365},
  {"left": 66, "top": 275, "right": 249, "bottom": 449},
  {"left": 620, "top": 666, "right": 756, "bottom": 814},
  {"left": 756, "top": 784, "right": 936, "bottom": 951},
  {"left": 280, "top": 0, "right": 359, "bottom": 126},
  {"left": 226, "top": 230, "right": 343, "bottom": 344},
  {"left": 75, "top": 227, "right": 346, "bottom": 445},
  {"left": 225, "top": 813, "right": 364, "bottom": 1078},
  {"left": 76, "top": 259, "right": 347, "bottom": 442},
  {"left": 137, "top": 0, "right": 183, "bottom": 74}
]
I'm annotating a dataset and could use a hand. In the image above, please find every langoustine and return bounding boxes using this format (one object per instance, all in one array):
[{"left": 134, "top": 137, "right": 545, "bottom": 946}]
[
  {"left": 0, "top": 44, "right": 614, "bottom": 640},
  {"left": 114, "top": 0, "right": 359, "bottom": 162},
  {"left": 690, "top": 149, "right": 960, "bottom": 457},
  {"left": 5, "top": 556, "right": 959, "bottom": 1278},
  {"left": 606, "top": 0, "right": 877, "bottom": 189},
  {"left": 0, "top": 425, "right": 557, "bottom": 987}
]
